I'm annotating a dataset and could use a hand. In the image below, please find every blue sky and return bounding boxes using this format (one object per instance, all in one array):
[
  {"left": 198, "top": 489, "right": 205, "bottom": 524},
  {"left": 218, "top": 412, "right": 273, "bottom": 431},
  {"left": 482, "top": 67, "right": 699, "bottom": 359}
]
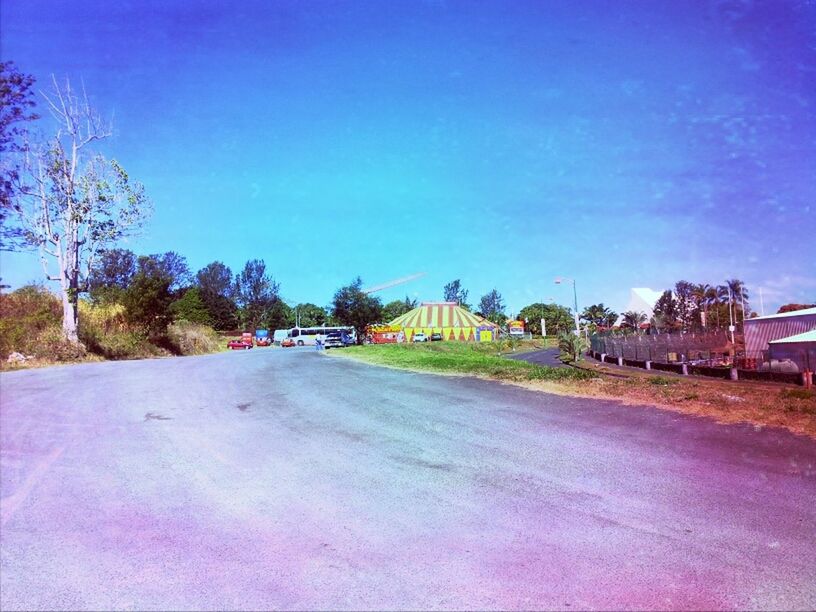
[{"left": 2, "top": 0, "right": 815, "bottom": 315}]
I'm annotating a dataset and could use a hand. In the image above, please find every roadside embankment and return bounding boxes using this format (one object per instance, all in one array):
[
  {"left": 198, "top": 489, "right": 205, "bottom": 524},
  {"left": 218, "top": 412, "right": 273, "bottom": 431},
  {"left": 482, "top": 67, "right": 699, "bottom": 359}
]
[
  {"left": 1, "top": 286, "right": 227, "bottom": 370},
  {"left": 333, "top": 342, "right": 816, "bottom": 438}
]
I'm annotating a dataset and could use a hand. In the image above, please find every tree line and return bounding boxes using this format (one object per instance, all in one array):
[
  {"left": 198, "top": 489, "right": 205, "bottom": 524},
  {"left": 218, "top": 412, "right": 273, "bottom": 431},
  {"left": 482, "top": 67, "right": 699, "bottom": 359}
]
[{"left": 617, "top": 279, "right": 752, "bottom": 334}]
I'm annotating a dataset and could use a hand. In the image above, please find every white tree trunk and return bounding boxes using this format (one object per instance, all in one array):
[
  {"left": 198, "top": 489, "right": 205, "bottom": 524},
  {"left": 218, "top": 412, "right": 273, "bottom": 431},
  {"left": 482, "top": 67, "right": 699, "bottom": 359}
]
[{"left": 61, "top": 287, "right": 79, "bottom": 343}]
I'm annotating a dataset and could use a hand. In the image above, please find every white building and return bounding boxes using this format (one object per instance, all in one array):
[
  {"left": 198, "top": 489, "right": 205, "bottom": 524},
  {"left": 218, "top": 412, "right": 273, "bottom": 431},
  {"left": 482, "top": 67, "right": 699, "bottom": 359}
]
[{"left": 614, "top": 288, "right": 663, "bottom": 327}]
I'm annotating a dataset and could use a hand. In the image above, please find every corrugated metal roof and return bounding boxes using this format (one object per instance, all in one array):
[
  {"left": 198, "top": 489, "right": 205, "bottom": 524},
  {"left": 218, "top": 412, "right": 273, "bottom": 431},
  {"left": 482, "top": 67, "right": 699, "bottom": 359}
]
[
  {"left": 769, "top": 329, "right": 816, "bottom": 344},
  {"left": 746, "top": 307, "right": 816, "bottom": 322}
]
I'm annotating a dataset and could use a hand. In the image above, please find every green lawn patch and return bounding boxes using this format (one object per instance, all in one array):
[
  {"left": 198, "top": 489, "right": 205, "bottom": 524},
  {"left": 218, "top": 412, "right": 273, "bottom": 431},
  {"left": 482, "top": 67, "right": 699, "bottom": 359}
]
[{"left": 338, "top": 342, "right": 592, "bottom": 382}]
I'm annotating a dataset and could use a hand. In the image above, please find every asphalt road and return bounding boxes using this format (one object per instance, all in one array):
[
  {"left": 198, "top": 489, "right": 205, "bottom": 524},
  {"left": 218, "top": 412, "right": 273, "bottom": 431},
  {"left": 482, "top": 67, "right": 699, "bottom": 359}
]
[
  {"left": 2, "top": 348, "right": 815, "bottom": 611},
  {"left": 506, "top": 347, "right": 566, "bottom": 367}
]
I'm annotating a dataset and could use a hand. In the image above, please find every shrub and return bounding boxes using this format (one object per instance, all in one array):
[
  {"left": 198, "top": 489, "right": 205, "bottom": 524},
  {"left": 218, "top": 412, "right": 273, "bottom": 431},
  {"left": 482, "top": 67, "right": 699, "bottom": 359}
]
[
  {"left": 78, "top": 300, "right": 128, "bottom": 334},
  {"left": 78, "top": 300, "right": 162, "bottom": 359},
  {"left": 32, "top": 327, "right": 87, "bottom": 361},
  {"left": 0, "top": 285, "right": 62, "bottom": 358},
  {"left": 164, "top": 321, "right": 222, "bottom": 355},
  {"left": 558, "top": 331, "right": 586, "bottom": 363}
]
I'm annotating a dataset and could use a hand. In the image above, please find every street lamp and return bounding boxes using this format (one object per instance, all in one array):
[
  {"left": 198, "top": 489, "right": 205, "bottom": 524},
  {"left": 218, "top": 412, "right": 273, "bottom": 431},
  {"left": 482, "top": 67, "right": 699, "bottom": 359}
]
[{"left": 555, "top": 277, "right": 580, "bottom": 336}]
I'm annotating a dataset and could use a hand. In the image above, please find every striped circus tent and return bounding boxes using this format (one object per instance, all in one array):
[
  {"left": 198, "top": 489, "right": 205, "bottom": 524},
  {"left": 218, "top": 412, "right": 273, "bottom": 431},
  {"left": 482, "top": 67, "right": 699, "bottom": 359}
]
[{"left": 389, "top": 302, "right": 498, "bottom": 342}]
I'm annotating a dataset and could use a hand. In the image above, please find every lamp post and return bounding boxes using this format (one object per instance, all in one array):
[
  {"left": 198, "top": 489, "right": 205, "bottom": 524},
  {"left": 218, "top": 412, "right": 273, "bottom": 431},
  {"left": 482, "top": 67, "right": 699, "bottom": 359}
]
[{"left": 555, "top": 277, "right": 580, "bottom": 336}]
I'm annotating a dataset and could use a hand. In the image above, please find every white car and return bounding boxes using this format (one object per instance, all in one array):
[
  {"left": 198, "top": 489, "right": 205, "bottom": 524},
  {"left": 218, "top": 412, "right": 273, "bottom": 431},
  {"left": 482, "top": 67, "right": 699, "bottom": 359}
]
[{"left": 413, "top": 332, "right": 428, "bottom": 342}]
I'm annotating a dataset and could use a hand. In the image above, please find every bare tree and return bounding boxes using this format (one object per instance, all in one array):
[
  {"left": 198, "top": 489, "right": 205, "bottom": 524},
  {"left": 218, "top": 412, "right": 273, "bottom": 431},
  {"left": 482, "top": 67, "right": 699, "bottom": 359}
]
[{"left": 13, "top": 76, "right": 151, "bottom": 342}]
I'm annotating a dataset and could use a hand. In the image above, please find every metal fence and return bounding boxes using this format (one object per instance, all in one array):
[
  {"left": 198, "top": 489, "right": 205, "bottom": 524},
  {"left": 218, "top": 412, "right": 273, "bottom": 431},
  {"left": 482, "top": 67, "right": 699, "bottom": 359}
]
[{"left": 590, "top": 331, "right": 731, "bottom": 365}]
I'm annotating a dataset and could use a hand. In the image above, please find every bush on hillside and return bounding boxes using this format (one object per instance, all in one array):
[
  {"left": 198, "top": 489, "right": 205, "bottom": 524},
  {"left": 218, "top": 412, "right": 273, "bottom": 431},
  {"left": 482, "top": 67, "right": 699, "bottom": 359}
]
[
  {"left": 78, "top": 300, "right": 164, "bottom": 359},
  {"left": 32, "top": 327, "right": 87, "bottom": 361},
  {"left": 0, "top": 285, "right": 62, "bottom": 358},
  {"left": 164, "top": 321, "right": 222, "bottom": 355}
]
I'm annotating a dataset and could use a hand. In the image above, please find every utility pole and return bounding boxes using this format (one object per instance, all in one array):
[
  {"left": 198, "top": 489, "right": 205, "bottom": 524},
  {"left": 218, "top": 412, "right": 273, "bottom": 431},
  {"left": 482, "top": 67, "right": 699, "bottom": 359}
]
[
  {"left": 759, "top": 287, "right": 765, "bottom": 316},
  {"left": 727, "top": 287, "right": 735, "bottom": 345},
  {"left": 555, "top": 277, "right": 580, "bottom": 336}
]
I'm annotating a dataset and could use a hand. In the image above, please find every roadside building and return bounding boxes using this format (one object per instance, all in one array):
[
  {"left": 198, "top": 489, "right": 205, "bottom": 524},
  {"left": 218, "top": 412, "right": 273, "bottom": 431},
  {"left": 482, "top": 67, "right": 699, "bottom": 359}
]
[
  {"left": 613, "top": 288, "right": 663, "bottom": 327},
  {"left": 744, "top": 307, "right": 816, "bottom": 364},
  {"left": 768, "top": 329, "right": 816, "bottom": 373},
  {"left": 387, "top": 302, "right": 499, "bottom": 342}
]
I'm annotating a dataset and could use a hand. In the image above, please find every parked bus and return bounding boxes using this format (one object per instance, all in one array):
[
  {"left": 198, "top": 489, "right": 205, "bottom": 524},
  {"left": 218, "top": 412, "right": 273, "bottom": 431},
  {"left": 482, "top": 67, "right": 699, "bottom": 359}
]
[{"left": 285, "top": 326, "right": 357, "bottom": 346}]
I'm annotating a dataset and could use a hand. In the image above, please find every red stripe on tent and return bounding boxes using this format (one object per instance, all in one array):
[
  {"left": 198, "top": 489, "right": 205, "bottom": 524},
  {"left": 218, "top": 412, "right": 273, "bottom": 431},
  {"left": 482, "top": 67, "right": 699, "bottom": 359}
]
[{"left": 437, "top": 304, "right": 443, "bottom": 328}]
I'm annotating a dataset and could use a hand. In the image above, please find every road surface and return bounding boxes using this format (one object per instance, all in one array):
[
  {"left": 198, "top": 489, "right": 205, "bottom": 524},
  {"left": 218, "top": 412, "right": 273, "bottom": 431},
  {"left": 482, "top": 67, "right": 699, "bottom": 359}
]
[
  {"left": 1, "top": 348, "right": 815, "bottom": 610},
  {"left": 506, "top": 347, "right": 566, "bottom": 368}
]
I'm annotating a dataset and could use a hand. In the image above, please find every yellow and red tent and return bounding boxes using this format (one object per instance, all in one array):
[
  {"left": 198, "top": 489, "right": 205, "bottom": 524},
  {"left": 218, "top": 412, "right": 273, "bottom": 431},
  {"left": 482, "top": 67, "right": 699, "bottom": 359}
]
[{"left": 389, "top": 302, "right": 498, "bottom": 342}]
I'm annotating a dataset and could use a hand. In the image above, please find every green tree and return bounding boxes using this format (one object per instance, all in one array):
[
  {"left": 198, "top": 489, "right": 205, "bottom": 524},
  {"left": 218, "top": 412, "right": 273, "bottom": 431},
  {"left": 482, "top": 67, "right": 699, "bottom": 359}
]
[
  {"left": 778, "top": 303, "right": 816, "bottom": 314},
  {"left": 382, "top": 296, "right": 417, "bottom": 322},
  {"left": 652, "top": 291, "right": 679, "bottom": 332},
  {"left": 478, "top": 289, "right": 506, "bottom": 325},
  {"left": 233, "top": 259, "right": 280, "bottom": 330},
  {"left": 294, "top": 303, "right": 328, "bottom": 327},
  {"left": 195, "top": 261, "right": 238, "bottom": 330},
  {"left": 692, "top": 283, "right": 713, "bottom": 329},
  {"left": 122, "top": 255, "right": 176, "bottom": 335},
  {"left": 265, "top": 300, "right": 293, "bottom": 332},
  {"left": 331, "top": 277, "right": 382, "bottom": 342},
  {"left": 725, "top": 278, "right": 750, "bottom": 329},
  {"left": 622, "top": 310, "right": 647, "bottom": 333},
  {"left": 443, "top": 279, "right": 470, "bottom": 309},
  {"left": 580, "top": 303, "right": 617, "bottom": 330},
  {"left": 196, "top": 261, "right": 233, "bottom": 298},
  {"left": 674, "top": 281, "right": 697, "bottom": 332},
  {"left": 1, "top": 62, "right": 39, "bottom": 248},
  {"left": 87, "top": 248, "right": 136, "bottom": 304},
  {"left": 169, "top": 287, "right": 211, "bottom": 325},
  {"left": 518, "top": 302, "right": 574, "bottom": 336}
]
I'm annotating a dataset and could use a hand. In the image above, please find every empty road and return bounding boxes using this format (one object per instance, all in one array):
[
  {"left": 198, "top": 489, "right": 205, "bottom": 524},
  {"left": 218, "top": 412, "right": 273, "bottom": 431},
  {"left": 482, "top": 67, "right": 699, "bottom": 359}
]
[{"left": 1, "top": 348, "right": 815, "bottom": 610}]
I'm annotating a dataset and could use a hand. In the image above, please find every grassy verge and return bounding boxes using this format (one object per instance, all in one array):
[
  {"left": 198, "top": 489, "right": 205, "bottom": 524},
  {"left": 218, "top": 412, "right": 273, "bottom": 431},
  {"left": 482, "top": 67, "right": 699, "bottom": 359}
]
[
  {"left": 333, "top": 342, "right": 816, "bottom": 438},
  {"left": 337, "top": 342, "right": 592, "bottom": 383}
]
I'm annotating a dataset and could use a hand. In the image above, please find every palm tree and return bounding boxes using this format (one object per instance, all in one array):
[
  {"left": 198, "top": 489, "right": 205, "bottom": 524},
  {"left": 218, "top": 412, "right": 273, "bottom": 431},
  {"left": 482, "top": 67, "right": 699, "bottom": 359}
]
[
  {"left": 715, "top": 284, "right": 731, "bottom": 328},
  {"left": 692, "top": 283, "right": 711, "bottom": 329},
  {"left": 726, "top": 278, "right": 749, "bottom": 326},
  {"left": 580, "top": 303, "right": 616, "bottom": 330},
  {"left": 622, "top": 310, "right": 647, "bottom": 334},
  {"left": 704, "top": 285, "right": 720, "bottom": 328}
]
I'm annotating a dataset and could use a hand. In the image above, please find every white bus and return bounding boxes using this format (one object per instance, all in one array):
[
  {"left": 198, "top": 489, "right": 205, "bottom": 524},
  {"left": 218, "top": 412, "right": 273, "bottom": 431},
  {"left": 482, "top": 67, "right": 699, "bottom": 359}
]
[{"left": 285, "top": 326, "right": 356, "bottom": 346}]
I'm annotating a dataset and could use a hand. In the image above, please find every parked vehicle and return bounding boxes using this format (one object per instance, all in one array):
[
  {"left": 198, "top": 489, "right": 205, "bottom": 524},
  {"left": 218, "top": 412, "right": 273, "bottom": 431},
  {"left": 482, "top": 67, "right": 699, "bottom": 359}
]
[
  {"left": 255, "top": 329, "right": 271, "bottom": 346},
  {"left": 281, "top": 338, "right": 296, "bottom": 347},
  {"left": 324, "top": 331, "right": 355, "bottom": 348},
  {"left": 227, "top": 339, "right": 253, "bottom": 350},
  {"left": 272, "top": 329, "right": 289, "bottom": 345},
  {"left": 430, "top": 332, "right": 443, "bottom": 341},
  {"left": 283, "top": 325, "right": 356, "bottom": 346},
  {"left": 413, "top": 332, "right": 428, "bottom": 342}
]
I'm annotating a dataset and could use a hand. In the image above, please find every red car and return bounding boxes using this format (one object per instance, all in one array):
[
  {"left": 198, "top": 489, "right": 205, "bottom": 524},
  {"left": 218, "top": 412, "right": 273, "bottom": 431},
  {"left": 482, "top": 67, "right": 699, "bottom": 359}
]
[
  {"left": 280, "top": 338, "right": 296, "bottom": 347},
  {"left": 227, "top": 339, "right": 253, "bottom": 350}
]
